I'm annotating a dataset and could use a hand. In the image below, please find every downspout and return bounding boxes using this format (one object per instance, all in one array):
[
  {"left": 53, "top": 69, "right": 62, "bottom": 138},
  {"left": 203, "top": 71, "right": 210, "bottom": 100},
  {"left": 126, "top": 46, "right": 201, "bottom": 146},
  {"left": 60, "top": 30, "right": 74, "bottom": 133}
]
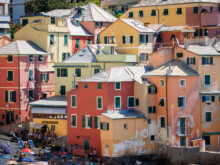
[
  {"left": 57, "top": 33, "right": 60, "bottom": 63},
  {"left": 199, "top": 0, "right": 202, "bottom": 30},
  {"left": 166, "top": 75, "right": 169, "bottom": 138},
  {"left": 156, "top": 6, "right": 159, "bottom": 24},
  {"left": 18, "top": 55, "right": 21, "bottom": 117}
]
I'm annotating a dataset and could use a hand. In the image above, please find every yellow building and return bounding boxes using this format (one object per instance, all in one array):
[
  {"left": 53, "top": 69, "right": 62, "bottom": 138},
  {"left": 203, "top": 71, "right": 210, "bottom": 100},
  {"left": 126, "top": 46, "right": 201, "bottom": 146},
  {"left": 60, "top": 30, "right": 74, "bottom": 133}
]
[
  {"left": 100, "top": 110, "right": 155, "bottom": 157},
  {"left": 14, "top": 13, "right": 72, "bottom": 67},
  {"left": 29, "top": 96, "right": 67, "bottom": 137},
  {"left": 53, "top": 44, "right": 137, "bottom": 95},
  {"left": 99, "top": 19, "right": 155, "bottom": 62}
]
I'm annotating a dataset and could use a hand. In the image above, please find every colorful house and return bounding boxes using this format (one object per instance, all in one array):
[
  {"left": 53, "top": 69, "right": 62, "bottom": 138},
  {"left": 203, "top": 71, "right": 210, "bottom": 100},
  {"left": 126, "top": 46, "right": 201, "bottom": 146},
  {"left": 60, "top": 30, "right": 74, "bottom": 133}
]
[
  {"left": 0, "top": 40, "right": 54, "bottom": 124},
  {"left": 67, "top": 66, "right": 152, "bottom": 156},
  {"left": 0, "top": 0, "right": 10, "bottom": 37},
  {"left": 0, "top": 35, "right": 12, "bottom": 47},
  {"left": 53, "top": 44, "right": 137, "bottom": 96},
  {"left": 99, "top": 19, "right": 155, "bottom": 61},
  {"left": 120, "top": 0, "right": 220, "bottom": 38}
]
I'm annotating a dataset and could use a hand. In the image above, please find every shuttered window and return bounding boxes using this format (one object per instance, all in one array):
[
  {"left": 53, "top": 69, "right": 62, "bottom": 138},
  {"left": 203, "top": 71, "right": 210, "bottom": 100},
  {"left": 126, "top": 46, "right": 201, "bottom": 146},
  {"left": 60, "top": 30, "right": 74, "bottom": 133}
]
[
  {"left": 38, "top": 55, "right": 43, "bottom": 62},
  {"left": 87, "top": 39, "right": 91, "bottom": 45},
  {"left": 128, "top": 97, "right": 134, "bottom": 108},
  {"left": 159, "top": 98, "right": 165, "bottom": 107},
  {"left": 139, "top": 10, "right": 143, "bottom": 17},
  {"left": 7, "top": 55, "right": 13, "bottom": 62},
  {"left": 202, "top": 57, "right": 213, "bottom": 65},
  {"left": 114, "top": 96, "right": 121, "bottom": 109},
  {"left": 115, "top": 82, "right": 121, "bottom": 90},
  {"left": 97, "top": 97, "right": 102, "bottom": 109},
  {"left": 29, "top": 70, "right": 34, "bottom": 81},
  {"left": 71, "top": 115, "right": 77, "bottom": 127},
  {"left": 149, "top": 107, "right": 156, "bottom": 113},
  {"left": 71, "top": 95, "right": 76, "bottom": 107},
  {"left": 82, "top": 116, "right": 92, "bottom": 128},
  {"left": 211, "top": 96, "right": 215, "bottom": 102},
  {"left": 29, "top": 90, "right": 34, "bottom": 101},
  {"left": 51, "top": 17, "right": 55, "bottom": 24},
  {"left": 64, "top": 35, "right": 68, "bottom": 45},
  {"left": 193, "top": 7, "right": 199, "bottom": 14},
  {"left": 161, "top": 117, "right": 165, "bottom": 128},
  {"left": 151, "top": 10, "right": 156, "bottom": 16},
  {"left": 178, "top": 97, "right": 185, "bottom": 107},
  {"left": 97, "top": 83, "right": 102, "bottom": 89},
  {"left": 57, "top": 68, "right": 68, "bottom": 77},
  {"left": 205, "top": 112, "right": 211, "bottom": 122},
  {"left": 41, "top": 73, "right": 49, "bottom": 82},
  {"left": 29, "top": 55, "right": 34, "bottom": 62},
  {"left": 204, "top": 75, "right": 211, "bottom": 85},
  {"left": 163, "top": 9, "right": 169, "bottom": 15},
  {"left": 50, "top": 35, "right": 55, "bottom": 45},
  {"left": 7, "top": 71, "right": 13, "bottom": 81},
  {"left": 94, "top": 68, "right": 100, "bottom": 74},
  {"left": 60, "top": 86, "right": 66, "bottom": 95},
  {"left": 75, "top": 68, "right": 81, "bottom": 77},
  {"left": 6, "top": 91, "right": 16, "bottom": 102},
  {"left": 135, "top": 99, "right": 139, "bottom": 106},
  {"left": 76, "top": 38, "right": 80, "bottom": 48},
  {"left": 128, "top": 12, "right": 133, "bottom": 18},
  {"left": 176, "top": 8, "right": 182, "bottom": 15},
  {"left": 94, "top": 116, "right": 100, "bottom": 129}
]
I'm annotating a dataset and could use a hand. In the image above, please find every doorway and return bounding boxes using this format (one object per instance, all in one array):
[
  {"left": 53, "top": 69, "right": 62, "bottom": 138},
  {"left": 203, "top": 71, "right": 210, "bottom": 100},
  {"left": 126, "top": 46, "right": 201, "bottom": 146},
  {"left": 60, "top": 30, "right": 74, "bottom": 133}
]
[
  {"left": 6, "top": 110, "right": 14, "bottom": 124},
  {"left": 83, "top": 139, "right": 89, "bottom": 150}
]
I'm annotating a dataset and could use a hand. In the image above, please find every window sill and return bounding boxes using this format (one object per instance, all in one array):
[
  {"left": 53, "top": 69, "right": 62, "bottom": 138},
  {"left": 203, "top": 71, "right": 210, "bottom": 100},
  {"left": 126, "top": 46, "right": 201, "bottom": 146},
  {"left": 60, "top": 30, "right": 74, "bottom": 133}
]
[{"left": 85, "top": 127, "right": 91, "bottom": 129}]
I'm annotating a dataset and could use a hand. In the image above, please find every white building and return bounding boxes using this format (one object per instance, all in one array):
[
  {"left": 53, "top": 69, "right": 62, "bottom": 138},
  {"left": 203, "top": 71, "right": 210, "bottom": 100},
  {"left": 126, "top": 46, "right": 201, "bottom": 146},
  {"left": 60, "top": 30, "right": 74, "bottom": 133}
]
[{"left": 0, "top": 0, "right": 10, "bottom": 37}]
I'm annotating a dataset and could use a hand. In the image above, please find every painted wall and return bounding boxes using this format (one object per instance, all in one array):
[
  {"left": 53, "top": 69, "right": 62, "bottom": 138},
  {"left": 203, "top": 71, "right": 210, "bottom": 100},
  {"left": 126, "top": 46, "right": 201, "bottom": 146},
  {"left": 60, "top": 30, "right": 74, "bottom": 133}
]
[
  {"left": 72, "top": 36, "right": 94, "bottom": 54},
  {"left": 0, "top": 36, "right": 12, "bottom": 47}
]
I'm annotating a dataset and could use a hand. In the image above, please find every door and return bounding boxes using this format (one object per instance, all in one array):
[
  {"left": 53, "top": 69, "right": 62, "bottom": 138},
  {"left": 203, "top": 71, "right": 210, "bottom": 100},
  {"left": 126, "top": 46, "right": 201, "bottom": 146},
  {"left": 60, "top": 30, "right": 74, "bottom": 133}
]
[
  {"left": 60, "top": 86, "right": 66, "bottom": 95},
  {"left": 6, "top": 110, "right": 14, "bottom": 124},
  {"left": 83, "top": 139, "right": 89, "bottom": 150},
  {"left": 180, "top": 137, "right": 186, "bottom": 146},
  {"left": 180, "top": 118, "right": 186, "bottom": 134}
]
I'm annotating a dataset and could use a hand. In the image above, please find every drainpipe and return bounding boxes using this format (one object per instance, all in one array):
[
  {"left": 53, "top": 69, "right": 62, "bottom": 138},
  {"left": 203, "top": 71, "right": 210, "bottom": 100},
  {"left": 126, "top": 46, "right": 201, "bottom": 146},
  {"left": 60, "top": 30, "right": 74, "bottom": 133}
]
[
  {"left": 166, "top": 75, "right": 169, "bottom": 138},
  {"left": 156, "top": 6, "right": 159, "bottom": 24},
  {"left": 199, "top": 0, "right": 202, "bottom": 29},
  {"left": 57, "top": 33, "right": 60, "bottom": 63},
  {"left": 18, "top": 55, "right": 21, "bottom": 117}
]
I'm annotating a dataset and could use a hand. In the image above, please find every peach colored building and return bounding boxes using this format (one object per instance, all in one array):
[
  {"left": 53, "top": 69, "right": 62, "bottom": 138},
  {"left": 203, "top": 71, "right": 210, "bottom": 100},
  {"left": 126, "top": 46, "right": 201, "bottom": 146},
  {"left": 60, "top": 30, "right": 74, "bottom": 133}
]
[{"left": 0, "top": 35, "right": 12, "bottom": 47}]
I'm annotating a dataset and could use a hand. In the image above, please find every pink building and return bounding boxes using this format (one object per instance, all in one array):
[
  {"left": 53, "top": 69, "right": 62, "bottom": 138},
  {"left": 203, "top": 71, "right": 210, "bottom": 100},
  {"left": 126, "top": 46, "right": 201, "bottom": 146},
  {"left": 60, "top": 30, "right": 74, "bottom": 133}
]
[{"left": 0, "top": 40, "right": 54, "bottom": 124}]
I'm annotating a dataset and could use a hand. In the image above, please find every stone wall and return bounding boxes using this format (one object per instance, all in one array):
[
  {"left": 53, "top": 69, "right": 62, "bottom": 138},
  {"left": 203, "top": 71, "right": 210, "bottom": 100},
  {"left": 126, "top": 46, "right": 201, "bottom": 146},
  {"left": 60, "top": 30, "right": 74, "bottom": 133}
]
[{"left": 199, "top": 151, "right": 220, "bottom": 165}]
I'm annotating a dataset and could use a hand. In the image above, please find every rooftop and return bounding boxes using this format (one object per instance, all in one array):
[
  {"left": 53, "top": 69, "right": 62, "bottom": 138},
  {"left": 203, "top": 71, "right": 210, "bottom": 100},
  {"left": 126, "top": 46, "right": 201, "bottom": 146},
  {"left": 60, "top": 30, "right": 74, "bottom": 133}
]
[
  {"left": 29, "top": 96, "right": 67, "bottom": 107},
  {"left": 159, "top": 25, "right": 195, "bottom": 32},
  {"left": 121, "top": 19, "right": 155, "bottom": 33},
  {"left": 67, "top": 19, "right": 93, "bottom": 36},
  {"left": 41, "top": 9, "right": 72, "bottom": 17},
  {"left": 179, "top": 45, "right": 220, "bottom": 56},
  {"left": 133, "top": 0, "right": 220, "bottom": 8},
  {"left": 102, "top": 110, "right": 146, "bottom": 119},
  {"left": 72, "top": 3, "right": 116, "bottom": 22},
  {"left": 214, "top": 41, "right": 220, "bottom": 52},
  {"left": 148, "top": 24, "right": 164, "bottom": 31},
  {"left": 143, "top": 60, "right": 199, "bottom": 77},
  {"left": 80, "top": 66, "right": 148, "bottom": 84},
  {"left": 0, "top": 40, "right": 48, "bottom": 55}
]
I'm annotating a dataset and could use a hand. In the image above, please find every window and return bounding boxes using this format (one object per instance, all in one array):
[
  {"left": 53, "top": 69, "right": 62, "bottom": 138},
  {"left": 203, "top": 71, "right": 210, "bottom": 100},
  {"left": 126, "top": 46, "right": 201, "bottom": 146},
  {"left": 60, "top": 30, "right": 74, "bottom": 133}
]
[
  {"left": 148, "top": 119, "right": 151, "bottom": 124},
  {"left": 76, "top": 20, "right": 79, "bottom": 26},
  {"left": 139, "top": 34, "right": 148, "bottom": 44},
  {"left": 22, "top": 19, "right": 28, "bottom": 26},
  {"left": 202, "top": 96, "right": 211, "bottom": 102},
  {"left": 161, "top": 117, "right": 165, "bottom": 128},
  {"left": 51, "top": 125, "right": 55, "bottom": 131},
  {"left": 50, "top": 35, "right": 55, "bottom": 45},
  {"left": 82, "top": 116, "right": 92, "bottom": 128},
  {"left": 122, "top": 36, "right": 133, "bottom": 44},
  {"left": 71, "top": 114, "right": 77, "bottom": 128},
  {"left": 97, "top": 83, "right": 102, "bottom": 89},
  {"left": 75, "top": 68, "right": 81, "bottom": 77},
  {"left": 62, "top": 53, "right": 70, "bottom": 61},
  {"left": 199, "top": 29, "right": 203, "bottom": 37},
  {"left": 84, "top": 82, "right": 88, "bottom": 88},
  {"left": 94, "top": 116, "right": 101, "bottom": 129},
  {"left": 41, "top": 73, "right": 49, "bottom": 82},
  {"left": 176, "top": 8, "right": 182, "bottom": 15},
  {"left": 148, "top": 107, "right": 156, "bottom": 113},
  {"left": 64, "top": 35, "right": 68, "bottom": 45},
  {"left": 124, "top": 124, "right": 128, "bottom": 129},
  {"left": 176, "top": 53, "right": 183, "bottom": 58},
  {"left": 135, "top": 99, "right": 139, "bottom": 106},
  {"left": 160, "top": 80, "right": 164, "bottom": 86},
  {"left": 100, "top": 122, "right": 109, "bottom": 130},
  {"left": 151, "top": 10, "right": 156, "bottom": 16},
  {"left": 187, "top": 57, "right": 195, "bottom": 65},
  {"left": 115, "top": 82, "right": 121, "bottom": 90},
  {"left": 50, "top": 53, "right": 54, "bottom": 61},
  {"left": 159, "top": 98, "right": 165, "bottom": 107},
  {"left": 94, "top": 68, "right": 100, "bottom": 74},
  {"left": 7, "top": 55, "right": 13, "bottom": 62},
  {"left": 114, "top": 96, "right": 121, "bottom": 109},
  {"left": 76, "top": 38, "right": 80, "bottom": 48},
  {"left": 29, "top": 70, "right": 34, "bottom": 81},
  {"left": 204, "top": 136, "right": 210, "bottom": 145},
  {"left": 38, "top": 55, "right": 43, "bottom": 62},
  {"left": 57, "top": 68, "right": 68, "bottom": 77},
  {"left": 77, "top": 8, "right": 82, "bottom": 14},
  {"left": 87, "top": 39, "right": 91, "bottom": 45},
  {"left": 97, "top": 97, "right": 103, "bottom": 109},
  {"left": 128, "top": 12, "right": 133, "bottom": 18},
  {"left": 194, "top": 29, "right": 199, "bottom": 37},
  {"left": 180, "top": 80, "right": 186, "bottom": 87},
  {"left": 71, "top": 95, "right": 76, "bottom": 108},
  {"left": 163, "top": 9, "right": 169, "bottom": 15},
  {"left": 202, "top": 57, "right": 213, "bottom": 65},
  {"left": 7, "top": 71, "right": 13, "bottom": 82},
  {"left": 139, "top": 10, "right": 143, "bottom": 17},
  {"left": 204, "top": 75, "right": 211, "bottom": 85},
  {"left": 29, "top": 90, "right": 34, "bottom": 101},
  {"left": 150, "top": 135, "right": 155, "bottom": 141},
  {"left": 128, "top": 97, "right": 134, "bottom": 108},
  {"left": 104, "top": 36, "right": 116, "bottom": 44},
  {"left": 60, "top": 85, "right": 66, "bottom": 95},
  {"left": 193, "top": 7, "right": 199, "bottom": 14},
  {"left": 51, "top": 17, "right": 55, "bottom": 24},
  {"left": 206, "top": 112, "right": 212, "bottom": 122},
  {"left": 180, "top": 137, "right": 186, "bottom": 146},
  {"left": 2, "top": 114, "right": 4, "bottom": 119},
  {"left": 204, "top": 29, "right": 208, "bottom": 36},
  {"left": 178, "top": 97, "right": 186, "bottom": 108},
  {"left": 211, "top": 96, "right": 215, "bottom": 102},
  {"left": 95, "top": 22, "right": 103, "bottom": 27},
  {"left": 29, "top": 55, "right": 34, "bottom": 62},
  {"left": 5, "top": 91, "right": 16, "bottom": 103},
  {"left": 148, "top": 87, "right": 157, "bottom": 94}
]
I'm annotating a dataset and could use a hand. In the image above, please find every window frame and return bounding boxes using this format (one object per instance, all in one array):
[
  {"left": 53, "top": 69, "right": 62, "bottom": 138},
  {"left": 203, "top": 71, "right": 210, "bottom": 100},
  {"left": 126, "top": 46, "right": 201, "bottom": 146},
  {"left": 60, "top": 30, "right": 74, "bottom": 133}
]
[
  {"left": 115, "top": 82, "right": 121, "bottom": 90},
  {"left": 7, "top": 70, "right": 14, "bottom": 82},
  {"left": 160, "top": 116, "right": 165, "bottom": 128},
  {"left": 71, "top": 95, "right": 77, "bottom": 108},
  {"left": 7, "top": 55, "right": 13, "bottom": 62},
  {"left": 204, "top": 75, "right": 211, "bottom": 86},
  {"left": 178, "top": 96, "right": 186, "bottom": 108},
  {"left": 97, "top": 96, "right": 103, "bottom": 110},
  {"left": 159, "top": 98, "right": 165, "bottom": 107},
  {"left": 160, "top": 79, "right": 165, "bottom": 87},
  {"left": 75, "top": 68, "right": 81, "bottom": 77},
  {"left": 71, "top": 114, "right": 77, "bottom": 128},
  {"left": 127, "top": 96, "right": 134, "bottom": 108},
  {"left": 180, "top": 79, "right": 186, "bottom": 87},
  {"left": 64, "top": 35, "right": 68, "bottom": 45},
  {"left": 205, "top": 112, "right": 212, "bottom": 122},
  {"left": 114, "top": 96, "right": 121, "bottom": 109}
]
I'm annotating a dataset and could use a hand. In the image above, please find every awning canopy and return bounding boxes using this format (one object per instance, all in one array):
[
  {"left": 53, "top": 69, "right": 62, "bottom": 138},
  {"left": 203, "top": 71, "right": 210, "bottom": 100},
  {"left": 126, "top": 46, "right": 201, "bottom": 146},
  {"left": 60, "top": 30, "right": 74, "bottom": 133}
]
[
  {"left": 30, "top": 122, "right": 46, "bottom": 128},
  {"left": 31, "top": 107, "right": 66, "bottom": 115},
  {"left": 0, "top": 23, "right": 10, "bottom": 29}
]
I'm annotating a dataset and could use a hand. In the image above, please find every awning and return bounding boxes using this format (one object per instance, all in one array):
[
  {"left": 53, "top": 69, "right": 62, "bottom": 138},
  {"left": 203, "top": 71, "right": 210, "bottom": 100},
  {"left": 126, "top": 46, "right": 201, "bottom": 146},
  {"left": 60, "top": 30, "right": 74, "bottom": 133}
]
[
  {"left": 30, "top": 122, "right": 46, "bottom": 128},
  {"left": 31, "top": 107, "right": 66, "bottom": 114},
  {"left": 0, "top": 23, "right": 10, "bottom": 29}
]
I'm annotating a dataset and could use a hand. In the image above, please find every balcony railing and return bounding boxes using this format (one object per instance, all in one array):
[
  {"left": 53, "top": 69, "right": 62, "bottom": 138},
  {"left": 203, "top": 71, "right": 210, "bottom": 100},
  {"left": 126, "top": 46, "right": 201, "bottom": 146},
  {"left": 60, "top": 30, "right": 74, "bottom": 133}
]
[
  {"left": 176, "top": 127, "right": 192, "bottom": 136},
  {"left": 0, "top": 15, "right": 10, "bottom": 22}
]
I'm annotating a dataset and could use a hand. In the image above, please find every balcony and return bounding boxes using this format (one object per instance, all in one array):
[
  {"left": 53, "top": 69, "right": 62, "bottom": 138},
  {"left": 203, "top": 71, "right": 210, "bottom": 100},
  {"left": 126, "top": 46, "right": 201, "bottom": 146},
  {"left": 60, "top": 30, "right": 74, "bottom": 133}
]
[
  {"left": 0, "top": 0, "right": 10, "bottom": 3},
  {"left": 176, "top": 127, "right": 192, "bottom": 136},
  {"left": 0, "top": 15, "right": 10, "bottom": 22}
]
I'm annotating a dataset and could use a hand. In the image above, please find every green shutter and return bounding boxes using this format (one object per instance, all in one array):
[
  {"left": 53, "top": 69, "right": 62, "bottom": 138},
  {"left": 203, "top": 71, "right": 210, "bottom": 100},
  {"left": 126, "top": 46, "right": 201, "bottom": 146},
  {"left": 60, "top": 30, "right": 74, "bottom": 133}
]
[
  {"left": 128, "top": 97, "right": 134, "bottom": 107},
  {"left": 64, "top": 69, "right": 68, "bottom": 77},
  {"left": 202, "top": 57, "right": 206, "bottom": 65},
  {"left": 98, "top": 97, "right": 102, "bottom": 109},
  {"left": 100, "top": 122, "right": 103, "bottom": 130},
  {"left": 68, "top": 53, "right": 70, "bottom": 58},
  {"left": 57, "top": 69, "right": 60, "bottom": 77},
  {"left": 8, "top": 71, "right": 13, "bottom": 81},
  {"left": 82, "top": 116, "right": 85, "bottom": 127},
  {"left": 194, "top": 29, "right": 198, "bottom": 37},
  {"left": 72, "top": 96, "right": 76, "bottom": 107},
  {"left": 104, "top": 36, "right": 108, "bottom": 44},
  {"left": 94, "top": 116, "right": 98, "bottom": 128},
  {"left": 193, "top": 7, "right": 199, "bottom": 14},
  {"left": 202, "top": 96, "right": 206, "bottom": 102},
  {"left": 161, "top": 117, "right": 165, "bottom": 127},
  {"left": 62, "top": 53, "right": 66, "bottom": 61},
  {"left": 178, "top": 98, "right": 181, "bottom": 107},
  {"left": 205, "top": 75, "right": 210, "bottom": 85},
  {"left": 211, "top": 96, "right": 215, "bottom": 102},
  {"left": 210, "top": 57, "right": 213, "bottom": 65},
  {"left": 115, "top": 97, "right": 120, "bottom": 109},
  {"left": 5, "top": 91, "right": 8, "bottom": 102},
  {"left": 46, "top": 73, "right": 49, "bottom": 81},
  {"left": 41, "top": 73, "right": 44, "bottom": 82},
  {"left": 206, "top": 112, "right": 211, "bottom": 122},
  {"left": 12, "top": 91, "right": 16, "bottom": 102},
  {"left": 130, "top": 36, "right": 133, "bottom": 43},
  {"left": 89, "top": 116, "right": 92, "bottom": 128},
  {"left": 72, "top": 115, "right": 76, "bottom": 126},
  {"left": 123, "top": 36, "right": 125, "bottom": 44},
  {"left": 29, "top": 70, "right": 33, "bottom": 81},
  {"left": 187, "top": 58, "right": 190, "bottom": 65},
  {"left": 145, "top": 35, "right": 148, "bottom": 43},
  {"left": 148, "top": 87, "right": 152, "bottom": 94},
  {"left": 193, "top": 57, "right": 196, "bottom": 65},
  {"left": 106, "top": 123, "right": 109, "bottom": 130},
  {"left": 64, "top": 35, "right": 68, "bottom": 45}
]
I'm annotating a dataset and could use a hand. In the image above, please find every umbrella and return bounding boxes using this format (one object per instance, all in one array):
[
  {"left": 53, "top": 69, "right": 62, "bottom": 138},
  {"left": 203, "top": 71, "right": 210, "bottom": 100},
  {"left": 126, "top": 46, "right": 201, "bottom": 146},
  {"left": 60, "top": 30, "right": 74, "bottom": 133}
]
[
  {"left": 6, "top": 161, "right": 18, "bottom": 165},
  {"left": 20, "top": 157, "right": 35, "bottom": 162},
  {"left": 0, "top": 155, "right": 10, "bottom": 159},
  {"left": 21, "top": 148, "right": 35, "bottom": 154},
  {"left": 1, "top": 143, "right": 12, "bottom": 154}
]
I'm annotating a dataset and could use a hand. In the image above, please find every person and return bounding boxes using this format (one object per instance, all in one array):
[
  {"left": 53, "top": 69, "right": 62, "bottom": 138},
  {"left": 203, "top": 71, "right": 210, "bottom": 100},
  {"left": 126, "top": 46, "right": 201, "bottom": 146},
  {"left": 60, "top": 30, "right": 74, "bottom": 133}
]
[
  {"left": 18, "top": 152, "right": 23, "bottom": 161},
  {"left": 38, "top": 150, "right": 42, "bottom": 160}
]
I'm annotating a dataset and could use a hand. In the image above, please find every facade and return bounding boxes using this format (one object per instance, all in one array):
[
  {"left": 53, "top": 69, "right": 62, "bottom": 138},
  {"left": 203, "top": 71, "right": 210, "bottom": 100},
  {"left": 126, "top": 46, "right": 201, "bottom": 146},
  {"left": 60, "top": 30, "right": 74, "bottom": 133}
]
[
  {"left": 0, "top": 0, "right": 10, "bottom": 37},
  {"left": 0, "top": 40, "right": 54, "bottom": 124},
  {"left": 0, "top": 35, "right": 12, "bottom": 47},
  {"left": 54, "top": 44, "right": 137, "bottom": 96},
  {"left": 99, "top": 19, "right": 155, "bottom": 61},
  {"left": 120, "top": 0, "right": 220, "bottom": 37}
]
